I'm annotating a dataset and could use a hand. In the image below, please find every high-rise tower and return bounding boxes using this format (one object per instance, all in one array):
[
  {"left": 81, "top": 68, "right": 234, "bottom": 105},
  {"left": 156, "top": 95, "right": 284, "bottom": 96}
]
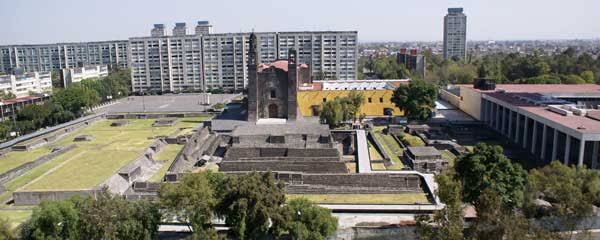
[{"left": 443, "top": 8, "right": 467, "bottom": 60}]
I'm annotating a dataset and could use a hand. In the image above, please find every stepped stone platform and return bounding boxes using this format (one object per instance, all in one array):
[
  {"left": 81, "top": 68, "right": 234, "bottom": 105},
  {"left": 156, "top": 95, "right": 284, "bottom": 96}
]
[{"left": 219, "top": 122, "right": 348, "bottom": 174}]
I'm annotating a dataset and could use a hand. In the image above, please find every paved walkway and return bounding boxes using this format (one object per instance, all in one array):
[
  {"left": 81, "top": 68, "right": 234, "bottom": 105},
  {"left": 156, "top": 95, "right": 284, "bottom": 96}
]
[{"left": 356, "top": 130, "right": 371, "bottom": 173}]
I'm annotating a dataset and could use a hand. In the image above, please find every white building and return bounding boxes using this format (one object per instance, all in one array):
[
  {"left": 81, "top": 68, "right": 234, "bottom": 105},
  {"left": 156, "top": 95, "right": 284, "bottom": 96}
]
[
  {"left": 0, "top": 72, "right": 52, "bottom": 97},
  {"left": 195, "top": 21, "right": 213, "bottom": 35},
  {"left": 443, "top": 8, "right": 467, "bottom": 60},
  {"left": 0, "top": 41, "right": 129, "bottom": 73},
  {"left": 130, "top": 24, "right": 358, "bottom": 93},
  {"left": 61, "top": 65, "right": 109, "bottom": 87}
]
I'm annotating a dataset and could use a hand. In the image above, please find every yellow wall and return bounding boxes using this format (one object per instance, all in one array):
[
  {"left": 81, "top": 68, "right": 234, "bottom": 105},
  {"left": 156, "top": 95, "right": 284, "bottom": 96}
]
[
  {"left": 457, "top": 86, "right": 483, "bottom": 120},
  {"left": 297, "top": 90, "right": 404, "bottom": 117}
]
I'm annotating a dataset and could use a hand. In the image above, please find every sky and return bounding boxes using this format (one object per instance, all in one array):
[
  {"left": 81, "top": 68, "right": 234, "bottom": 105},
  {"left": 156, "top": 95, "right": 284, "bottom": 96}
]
[{"left": 0, "top": 0, "right": 599, "bottom": 45}]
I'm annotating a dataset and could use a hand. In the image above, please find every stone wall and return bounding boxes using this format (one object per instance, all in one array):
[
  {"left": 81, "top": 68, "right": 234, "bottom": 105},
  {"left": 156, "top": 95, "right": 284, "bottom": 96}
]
[
  {"left": 225, "top": 147, "right": 340, "bottom": 160},
  {"left": 368, "top": 131, "right": 392, "bottom": 166},
  {"left": 219, "top": 161, "right": 348, "bottom": 173},
  {"left": 0, "top": 145, "right": 76, "bottom": 185},
  {"left": 107, "top": 113, "right": 212, "bottom": 119},
  {"left": 13, "top": 190, "right": 99, "bottom": 206},
  {"left": 300, "top": 173, "right": 422, "bottom": 190}
]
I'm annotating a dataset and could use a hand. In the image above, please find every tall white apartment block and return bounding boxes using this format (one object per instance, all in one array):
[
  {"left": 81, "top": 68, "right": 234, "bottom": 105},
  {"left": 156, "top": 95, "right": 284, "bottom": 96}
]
[
  {"left": 151, "top": 24, "right": 166, "bottom": 37},
  {"left": 129, "top": 35, "right": 204, "bottom": 93},
  {"left": 443, "top": 8, "right": 467, "bottom": 60},
  {"left": 172, "top": 23, "right": 188, "bottom": 36},
  {"left": 0, "top": 41, "right": 129, "bottom": 73},
  {"left": 61, "top": 65, "right": 109, "bottom": 87},
  {"left": 130, "top": 25, "right": 357, "bottom": 93},
  {"left": 0, "top": 71, "right": 52, "bottom": 97}
]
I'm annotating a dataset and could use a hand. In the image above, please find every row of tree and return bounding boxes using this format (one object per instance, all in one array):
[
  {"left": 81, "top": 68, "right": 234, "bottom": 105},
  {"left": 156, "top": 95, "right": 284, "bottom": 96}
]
[
  {"left": 359, "top": 47, "right": 600, "bottom": 85},
  {"left": 6, "top": 171, "right": 337, "bottom": 240},
  {"left": 424, "top": 47, "right": 600, "bottom": 85},
  {"left": 0, "top": 68, "right": 131, "bottom": 140},
  {"left": 418, "top": 143, "right": 600, "bottom": 240}
]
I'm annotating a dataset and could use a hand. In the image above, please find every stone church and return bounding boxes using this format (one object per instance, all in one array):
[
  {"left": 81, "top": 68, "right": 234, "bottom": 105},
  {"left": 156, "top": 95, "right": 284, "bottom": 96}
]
[{"left": 246, "top": 33, "right": 311, "bottom": 122}]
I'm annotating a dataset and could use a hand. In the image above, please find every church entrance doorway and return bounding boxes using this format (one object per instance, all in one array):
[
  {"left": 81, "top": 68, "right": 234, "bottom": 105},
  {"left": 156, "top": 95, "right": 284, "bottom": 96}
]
[{"left": 268, "top": 104, "right": 278, "bottom": 118}]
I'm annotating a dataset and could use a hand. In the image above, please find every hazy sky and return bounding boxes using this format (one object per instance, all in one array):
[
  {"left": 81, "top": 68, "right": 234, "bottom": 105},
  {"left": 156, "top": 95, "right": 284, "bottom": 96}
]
[{"left": 1, "top": 0, "right": 599, "bottom": 45}]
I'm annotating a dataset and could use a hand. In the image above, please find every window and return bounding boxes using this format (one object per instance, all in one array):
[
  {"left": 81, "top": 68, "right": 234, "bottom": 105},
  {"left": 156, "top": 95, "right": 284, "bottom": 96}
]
[
  {"left": 270, "top": 89, "right": 276, "bottom": 98},
  {"left": 379, "top": 98, "right": 384, "bottom": 103},
  {"left": 323, "top": 98, "right": 327, "bottom": 102},
  {"left": 368, "top": 97, "right": 372, "bottom": 103}
]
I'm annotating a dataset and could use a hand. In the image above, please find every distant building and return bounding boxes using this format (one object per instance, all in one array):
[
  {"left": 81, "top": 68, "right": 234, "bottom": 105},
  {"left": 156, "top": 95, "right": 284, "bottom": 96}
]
[
  {"left": 130, "top": 24, "right": 357, "bottom": 93},
  {"left": 0, "top": 41, "right": 129, "bottom": 73},
  {"left": 195, "top": 21, "right": 213, "bottom": 35},
  {"left": 151, "top": 24, "right": 166, "bottom": 37},
  {"left": 443, "top": 7, "right": 467, "bottom": 60},
  {"left": 397, "top": 48, "right": 426, "bottom": 78},
  {"left": 442, "top": 83, "right": 600, "bottom": 169},
  {"left": 0, "top": 95, "right": 51, "bottom": 122},
  {"left": 61, "top": 65, "right": 108, "bottom": 87},
  {"left": 0, "top": 71, "right": 52, "bottom": 97},
  {"left": 297, "top": 79, "right": 410, "bottom": 117},
  {"left": 172, "top": 23, "right": 188, "bottom": 36}
]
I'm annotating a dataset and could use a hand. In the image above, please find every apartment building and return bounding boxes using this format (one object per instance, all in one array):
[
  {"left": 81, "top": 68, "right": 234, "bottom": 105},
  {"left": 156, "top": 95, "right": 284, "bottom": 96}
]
[
  {"left": 0, "top": 41, "right": 129, "bottom": 73},
  {"left": 130, "top": 24, "right": 357, "bottom": 93},
  {"left": 443, "top": 8, "right": 467, "bottom": 60},
  {"left": 0, "top": 71, "right": 52, "bottom": 97},
  {"left": 61, "top": 65, "right": 109, "bottom": 87}
]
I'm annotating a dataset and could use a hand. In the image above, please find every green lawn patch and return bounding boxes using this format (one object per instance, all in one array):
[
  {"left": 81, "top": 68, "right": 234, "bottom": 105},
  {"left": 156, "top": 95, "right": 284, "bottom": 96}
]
[
  {"left": 372, "top": 131, "right": 405, "bottom": 170},
  {"left": 0, "top": 147, "right": 52, "bottom": 174},
  {"left": 401, "top": 134, "right": 425, "bottom": 147},
  {"left": 21, "top": 118, "right": 205, "bottom": 191},
  {"left": 0, "top": 209, "right": 31, "bottom": 230},
  {"left": 148, "top": 144, "right": 185, "bottom": 182},
  {"left": 287, "top": 193, "right": 430, "bottom": 204},
  {"left": 441, "top": 150, "right": 457, "bottom": 167}
]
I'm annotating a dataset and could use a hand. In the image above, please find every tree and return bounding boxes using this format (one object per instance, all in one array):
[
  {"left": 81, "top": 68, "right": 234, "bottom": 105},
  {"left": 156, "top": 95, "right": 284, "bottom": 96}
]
[
  {"left": 581, "top": 70, "right": 595, "bottom": 83},
  {"left": 51, "top": 84, "right": 100, "bottom": 116},
  {"left": 159, "top": 171, "right": 220, "bottom": 238},
  {"left": 17, "top": 103, "right": 52, "bottom": 130},
  {"left": 416, "top": 172, "right": 464, "bottom": 240},
  {"left": 319, "top": 92, "right": 364, "bottom": 128},
  {"left": 455, "top": 143, "right": 527, "bottom": 208},
  {"left": 0, "top": 91, "right": 16, "bottom": 100},
  {"left": 216, "top": 172, "right": 286, "bottom": 239},
  {"left": 20, "top": 198, "right": 81, "bottom": 240},
  {"left": 0, "top": 218, "right": 16, "bottom": 240},
  {"left": 77, "top": 190, "right": 161, "bottom": 240},
  {"left": 279, "top": 198, "right": 338, "bottom": 240},
  {"left": 391, "top": 79, "right": 437, "bottom": 121},
  {"left": 524, "top": 161, "right": 597, "bottom": 237}
]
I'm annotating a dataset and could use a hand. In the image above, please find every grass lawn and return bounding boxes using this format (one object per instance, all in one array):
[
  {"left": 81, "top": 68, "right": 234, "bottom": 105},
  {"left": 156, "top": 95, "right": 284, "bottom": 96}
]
[
  {"left": 0, "top": 210, "right": 31, "bottom": 229},
  {"left": 287, "top": 193, "right": 431, "bottom": 204},
  {"left": 441, "top": 150, "right": 457, "bottom": 167},
  {"left": 22, "top": 118, "right": 205, "bottom": 191},
  {"left": 148, "top": 144, "right": 185, "bottom": 182},
  {"left": 401, "top": 134, "right": 425, "bottom": 147},
  {"left": 372, "top": 131, "right": 405, "bottom": 170},
  {"left": 0, "top": 147, "right": 52, "bottom": 174}
]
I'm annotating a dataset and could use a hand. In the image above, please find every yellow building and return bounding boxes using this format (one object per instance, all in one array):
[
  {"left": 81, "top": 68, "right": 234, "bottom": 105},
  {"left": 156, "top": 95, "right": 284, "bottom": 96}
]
[{"left": 297, "top": 80, "right": 409, "bottom": 117}]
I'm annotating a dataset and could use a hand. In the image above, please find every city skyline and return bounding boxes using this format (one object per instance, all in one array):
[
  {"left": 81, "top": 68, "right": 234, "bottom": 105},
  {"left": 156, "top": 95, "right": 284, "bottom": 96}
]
[{"left": 1, "top": 0, "right": 599, "bottom": 45}]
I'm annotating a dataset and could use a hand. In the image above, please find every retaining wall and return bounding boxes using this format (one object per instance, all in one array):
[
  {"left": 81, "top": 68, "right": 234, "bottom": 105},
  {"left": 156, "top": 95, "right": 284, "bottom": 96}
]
[
  {"left": 107, "top": 113, "right": 212, "bottom": 119},
  {"left": 13, "top": 190, "right": 99, "bottom": 206},
  {"left": 0, "top": 145, "right": 77, "bottom": 185},
  {"left": 367, "top": 131, "right": 392, "bottom": 167}
]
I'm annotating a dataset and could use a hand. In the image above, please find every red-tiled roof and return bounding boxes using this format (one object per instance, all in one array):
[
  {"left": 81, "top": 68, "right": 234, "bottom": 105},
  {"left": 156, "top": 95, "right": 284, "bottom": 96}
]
[
  {"left": 1, "top": 96, "right": 42, "bottom": 104},
  {"left": 257, "top": 60, "right": 309, "bottom": 73}
]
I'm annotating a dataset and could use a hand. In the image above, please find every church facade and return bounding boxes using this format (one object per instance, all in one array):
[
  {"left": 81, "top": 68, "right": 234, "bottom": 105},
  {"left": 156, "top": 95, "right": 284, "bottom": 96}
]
[{"left": 247, "top": 33, "right": 310, "bottom": 122}]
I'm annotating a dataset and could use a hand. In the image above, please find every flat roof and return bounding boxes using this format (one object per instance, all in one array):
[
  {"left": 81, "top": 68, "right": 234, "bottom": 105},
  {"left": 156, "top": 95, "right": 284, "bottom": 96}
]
[
  {"left": 459, "top": 84, "right": 600, "bottom": 94},
  {"left": 232, "top": 121, "right": 330, "bottom": 136},
  {"left": 407, "top": 146, "right": 440, "bottom": 157},
  {"left": 485, "top": 92, "right": 600, "bottom": 134}
]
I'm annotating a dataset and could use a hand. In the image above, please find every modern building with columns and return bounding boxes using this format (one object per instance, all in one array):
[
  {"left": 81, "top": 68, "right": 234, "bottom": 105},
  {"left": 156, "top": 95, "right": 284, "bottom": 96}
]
[{"left": 442, "top": 83, "right": 600, "bottom": 168}]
